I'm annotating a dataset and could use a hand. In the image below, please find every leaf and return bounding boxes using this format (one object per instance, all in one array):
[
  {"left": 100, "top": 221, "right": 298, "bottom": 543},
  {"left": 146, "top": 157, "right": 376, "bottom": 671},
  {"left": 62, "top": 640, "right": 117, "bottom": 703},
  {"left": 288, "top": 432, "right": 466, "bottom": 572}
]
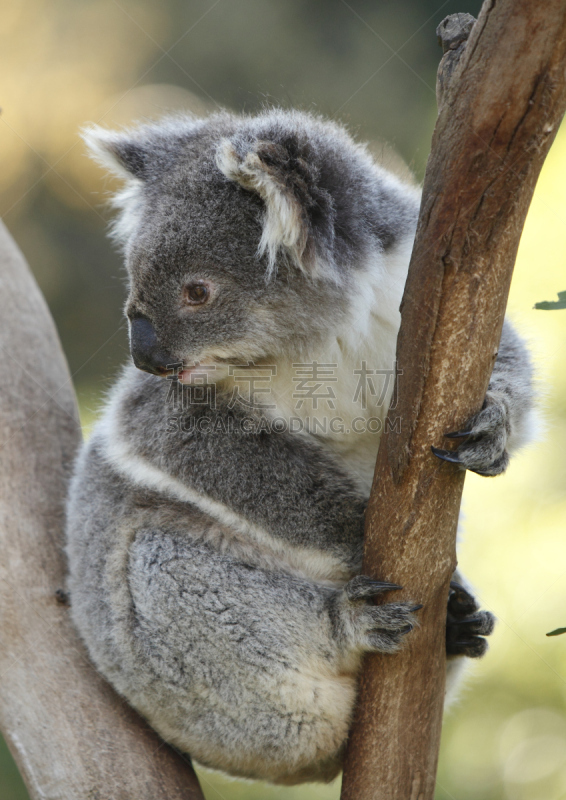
[
  {"left": 534, "top": 291, "right": 566, "bottom": 310},
  {"left": 546, "top": 627, "right": 566, "bottom": 637}
]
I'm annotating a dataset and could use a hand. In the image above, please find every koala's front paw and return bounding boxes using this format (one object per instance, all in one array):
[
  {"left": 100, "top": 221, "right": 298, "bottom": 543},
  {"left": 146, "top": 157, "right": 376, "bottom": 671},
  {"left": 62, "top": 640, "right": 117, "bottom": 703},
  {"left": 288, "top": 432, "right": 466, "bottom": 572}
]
[
  {"left": 446, "top": 581, "right": 495, "bottom": 658},
  {"left": 341, "top": 576, "right": 421, "bottom": 654},
  {"left": 432, "top": 391, "right": 510, "bottom": 476}
]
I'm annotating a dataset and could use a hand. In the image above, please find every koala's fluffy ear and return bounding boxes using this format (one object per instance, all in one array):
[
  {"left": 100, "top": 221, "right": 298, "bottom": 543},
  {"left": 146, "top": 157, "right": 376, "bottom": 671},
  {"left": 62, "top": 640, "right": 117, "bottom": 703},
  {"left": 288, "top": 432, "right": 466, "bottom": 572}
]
[
  {"left": 82, "top": 125, "right": 151, "bottom": 245},
  {"left": 216, "top": 137, "right": 335, "bottom": 280},
  {"left": 82, "top": 125, "right": 148, "bottom": 181}
]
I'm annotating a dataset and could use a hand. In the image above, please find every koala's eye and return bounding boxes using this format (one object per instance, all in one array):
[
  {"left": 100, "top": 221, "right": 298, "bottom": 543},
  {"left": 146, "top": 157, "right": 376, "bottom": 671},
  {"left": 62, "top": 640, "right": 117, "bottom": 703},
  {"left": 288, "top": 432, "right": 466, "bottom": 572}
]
[{"left": 183, "top": 282, "right": 210, "bottom": 306}]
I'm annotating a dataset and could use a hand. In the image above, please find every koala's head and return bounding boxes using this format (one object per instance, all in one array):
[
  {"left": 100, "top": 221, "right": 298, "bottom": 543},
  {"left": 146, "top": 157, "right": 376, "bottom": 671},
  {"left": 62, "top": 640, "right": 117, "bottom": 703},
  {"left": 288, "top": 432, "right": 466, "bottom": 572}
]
[{"left": 84, "top": 109, "right": 417, "bottom": 380}]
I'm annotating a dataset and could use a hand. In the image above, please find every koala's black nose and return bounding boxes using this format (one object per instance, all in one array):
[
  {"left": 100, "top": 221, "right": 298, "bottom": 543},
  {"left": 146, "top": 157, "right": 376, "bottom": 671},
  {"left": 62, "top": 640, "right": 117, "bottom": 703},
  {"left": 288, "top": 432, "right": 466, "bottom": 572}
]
[{"left": 129, "top": 316, "right": 173, "bottom": 376}]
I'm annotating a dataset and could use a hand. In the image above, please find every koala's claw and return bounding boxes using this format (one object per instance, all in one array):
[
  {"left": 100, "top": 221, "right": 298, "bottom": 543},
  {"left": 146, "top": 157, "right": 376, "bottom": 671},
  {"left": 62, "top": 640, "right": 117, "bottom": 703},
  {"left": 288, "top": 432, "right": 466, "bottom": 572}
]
[
  {"left": 431, "top": 446, "right": 462, "bottom": 465},
  {"left": 444, "top": 429, "right": 474, "bottom": 439},
  {"left": 446, "top": 581, "right": 495, "bottom": 658},
  {"left": 344, "top": 575, "right": 402, "bottom": 601}
]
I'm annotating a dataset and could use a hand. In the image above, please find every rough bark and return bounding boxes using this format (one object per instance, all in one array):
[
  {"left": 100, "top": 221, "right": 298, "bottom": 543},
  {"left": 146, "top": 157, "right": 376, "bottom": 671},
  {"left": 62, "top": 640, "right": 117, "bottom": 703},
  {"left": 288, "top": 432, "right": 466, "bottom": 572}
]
[
  {"left": 340, "top": 2, "right": 566, "bottom": 799},
  {"left": 0, "top": 221, "right": 205, "bottom": 800}
]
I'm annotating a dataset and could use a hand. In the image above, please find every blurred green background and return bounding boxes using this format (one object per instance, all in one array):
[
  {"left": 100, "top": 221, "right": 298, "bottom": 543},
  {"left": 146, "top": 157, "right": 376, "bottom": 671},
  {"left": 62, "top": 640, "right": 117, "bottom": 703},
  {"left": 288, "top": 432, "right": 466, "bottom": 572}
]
[{"left": 2, "top": 1, "right": 566, "bottom": 799}]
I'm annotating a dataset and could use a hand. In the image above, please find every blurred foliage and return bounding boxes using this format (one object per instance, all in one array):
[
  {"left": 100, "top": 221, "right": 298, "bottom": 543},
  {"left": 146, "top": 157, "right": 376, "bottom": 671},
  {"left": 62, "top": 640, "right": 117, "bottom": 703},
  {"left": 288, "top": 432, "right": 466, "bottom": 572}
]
[
  {"left": 2, "top": 1, "right": 566, "bottom": 799},
  {"left": 535, "top": 291, "right": 566, "bottom": 311},
  {"left": 0, "top": 0, "right": 483, "bottom": 403}
]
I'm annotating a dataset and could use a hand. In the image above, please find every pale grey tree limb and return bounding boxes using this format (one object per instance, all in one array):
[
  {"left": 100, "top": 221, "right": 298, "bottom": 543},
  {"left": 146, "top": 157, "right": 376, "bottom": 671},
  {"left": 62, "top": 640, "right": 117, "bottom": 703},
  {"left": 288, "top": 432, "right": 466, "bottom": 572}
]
[{"left": 0, "top": 221, "right": 204, "bottom": 800}]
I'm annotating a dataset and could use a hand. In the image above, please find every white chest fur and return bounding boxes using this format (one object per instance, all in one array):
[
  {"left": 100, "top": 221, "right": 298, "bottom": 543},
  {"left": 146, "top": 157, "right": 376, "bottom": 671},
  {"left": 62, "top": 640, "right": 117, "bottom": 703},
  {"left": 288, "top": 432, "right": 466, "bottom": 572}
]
[{"left": 264, "top": 239, "right": 411, "bottom": 495}]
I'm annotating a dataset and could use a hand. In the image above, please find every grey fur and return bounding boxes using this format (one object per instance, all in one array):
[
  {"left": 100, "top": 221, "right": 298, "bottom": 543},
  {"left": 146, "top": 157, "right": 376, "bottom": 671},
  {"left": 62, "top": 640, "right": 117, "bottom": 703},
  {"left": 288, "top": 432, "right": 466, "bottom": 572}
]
[
  {"left": 67, "top": 109, "right": 535, "bottom": 785},
  {"left": 453, "top": 319, "right": 536, "bottom": 475}
]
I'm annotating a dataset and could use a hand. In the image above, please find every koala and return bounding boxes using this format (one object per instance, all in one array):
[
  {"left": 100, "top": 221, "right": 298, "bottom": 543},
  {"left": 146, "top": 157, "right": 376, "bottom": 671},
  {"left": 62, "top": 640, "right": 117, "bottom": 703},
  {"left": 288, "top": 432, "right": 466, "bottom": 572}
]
[{"left": 66, "top": 109, "right": 535, "bottom": 785}]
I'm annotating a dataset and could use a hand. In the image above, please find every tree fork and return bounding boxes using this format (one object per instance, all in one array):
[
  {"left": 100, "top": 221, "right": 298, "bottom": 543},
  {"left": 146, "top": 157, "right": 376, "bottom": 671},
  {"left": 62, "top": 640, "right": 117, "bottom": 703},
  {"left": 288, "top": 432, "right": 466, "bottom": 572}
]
[{"left": 340, "top": 2, "right": 566, "bottom": 799}]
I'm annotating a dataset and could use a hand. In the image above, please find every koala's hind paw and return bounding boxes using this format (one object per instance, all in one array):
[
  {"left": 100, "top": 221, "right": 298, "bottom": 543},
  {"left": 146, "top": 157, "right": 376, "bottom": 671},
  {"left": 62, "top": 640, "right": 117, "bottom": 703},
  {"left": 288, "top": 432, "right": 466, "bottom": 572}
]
[
  {"left": 342, "top": 575, "right": 421, "bottom": 655},
  {"left": 432, "top": 391, "right": 511, "bottom": 477},
  {"left": 446, "top": 581, "right": 495, "bottom": 658}
]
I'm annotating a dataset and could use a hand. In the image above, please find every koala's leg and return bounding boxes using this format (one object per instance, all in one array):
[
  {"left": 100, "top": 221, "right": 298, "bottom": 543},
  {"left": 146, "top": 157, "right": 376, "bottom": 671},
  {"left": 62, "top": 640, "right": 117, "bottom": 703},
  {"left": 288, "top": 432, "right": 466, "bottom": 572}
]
[
  {"left": 445, "top": 572, "right": 495, "bottom": 705},
  {"left": 433, "top": 318, "right": 536, "bottom": 476},
  {"left": 124, "top": 530, "right": 420, "bottom": 785}
]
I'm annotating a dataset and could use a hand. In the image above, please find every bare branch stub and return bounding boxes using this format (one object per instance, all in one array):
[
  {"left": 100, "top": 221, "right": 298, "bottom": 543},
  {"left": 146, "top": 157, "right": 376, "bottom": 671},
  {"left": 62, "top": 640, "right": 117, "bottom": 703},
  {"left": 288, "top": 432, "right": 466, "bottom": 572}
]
[
  {"left": 341, "top": 2, "right": 566, "bottom": 799},
  {"left": 436, "top": 13, "right": 476, "bottom": 110}
]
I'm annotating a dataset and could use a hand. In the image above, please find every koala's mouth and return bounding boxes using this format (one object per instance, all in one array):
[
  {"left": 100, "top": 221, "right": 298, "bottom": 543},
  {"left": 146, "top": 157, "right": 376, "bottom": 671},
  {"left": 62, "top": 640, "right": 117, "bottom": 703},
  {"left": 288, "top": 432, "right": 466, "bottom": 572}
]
[
  {"left": 175, "top": 341, "right": 272, "bottom": 385},
  {"left": 177, "top": 356, "right": 239, "bottom": 385}
]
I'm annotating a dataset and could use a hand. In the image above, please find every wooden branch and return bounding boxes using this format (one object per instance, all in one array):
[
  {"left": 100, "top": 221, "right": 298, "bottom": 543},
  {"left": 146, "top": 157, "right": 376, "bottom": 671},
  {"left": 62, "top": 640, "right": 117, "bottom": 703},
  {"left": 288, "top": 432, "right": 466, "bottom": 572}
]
[
  {"left": 340, "top": 2, "right": 566, "bottom": 798},
  {"left": 0, "top": 221, "right": 205, "bottom": 800}
]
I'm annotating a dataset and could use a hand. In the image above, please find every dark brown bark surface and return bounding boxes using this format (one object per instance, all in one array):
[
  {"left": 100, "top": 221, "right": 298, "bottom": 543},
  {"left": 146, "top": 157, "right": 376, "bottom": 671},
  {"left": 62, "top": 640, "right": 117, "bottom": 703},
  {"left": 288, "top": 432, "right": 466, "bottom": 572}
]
[
  {"left": 341, "top": 2, "right": 566, "bottom": 798},
  {"left": 0, "top": 221, "right": 204, "bottom": 800}
]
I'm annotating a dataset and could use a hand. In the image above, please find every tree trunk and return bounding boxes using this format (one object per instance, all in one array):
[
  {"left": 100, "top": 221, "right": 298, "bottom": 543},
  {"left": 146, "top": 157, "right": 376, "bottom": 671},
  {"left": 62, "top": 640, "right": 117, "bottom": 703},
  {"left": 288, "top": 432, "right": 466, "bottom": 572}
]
[
  {"left": 0, "top": 220, "right": 205, "bottom": 800},
  {"left": 340, "top": 2, "right": 566, "bottom": 798}
]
